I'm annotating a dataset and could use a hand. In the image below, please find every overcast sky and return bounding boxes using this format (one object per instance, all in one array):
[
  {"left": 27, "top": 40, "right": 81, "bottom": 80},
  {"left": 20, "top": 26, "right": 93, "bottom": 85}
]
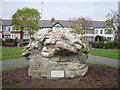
[{"left": 1, "top": 0, "right": 119, "bottom": 21}]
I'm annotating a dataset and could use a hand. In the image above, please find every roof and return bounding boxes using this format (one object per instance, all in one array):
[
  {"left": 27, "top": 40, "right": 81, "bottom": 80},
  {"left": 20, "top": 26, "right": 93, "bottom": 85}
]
[
  {"left": 39, "top": 20, "right": 73, "bottom": 28},
  {"left": 2, "top": 19, "right": 113, "bottom": 28},
  {"left": 2, "top": 20, "right": 12, "bottom": 26},
  {"left": 84, "top": 21, "right": 113, "bottom": 28}
]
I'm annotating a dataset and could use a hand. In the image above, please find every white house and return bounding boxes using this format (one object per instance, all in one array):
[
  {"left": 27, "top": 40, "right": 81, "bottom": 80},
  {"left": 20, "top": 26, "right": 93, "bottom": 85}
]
[{"left": 83, "top": 21, "right": 115, "bottom": 42}]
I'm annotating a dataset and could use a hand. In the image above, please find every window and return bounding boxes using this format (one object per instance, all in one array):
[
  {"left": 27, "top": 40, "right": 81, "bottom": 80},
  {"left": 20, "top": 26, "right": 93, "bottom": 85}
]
[
  {"left": 86, "top": 36, "right": 92, "bottom": 41},
  {"left": 5, "top": 26, "right": 11, "bottom": 31},
  {"left": 16, "top": 34, "right": 18, "bottom": 38},
  {"left": 91, "top": 29, "right": 94, "bottom": 34},
  {"left": 12, "top": 34, "right": 15, "bottom": 39},
  {"left": 18, "top": 34, "right": 20, "bottom": 39},
  {"left": 107, "top": 37, "right": 111, "bottom": 41},
  {"left": 100, "top": 30, "right": 103, "bottom": 34},
  {"left": 86, "top": 36, "right": 89, "bottom": 41},
  {"left": 85, "top": 30, "right": 88, "bottom": 34},
  {"left": 95, "top": 30, "right": 98, "bottom": 34}
]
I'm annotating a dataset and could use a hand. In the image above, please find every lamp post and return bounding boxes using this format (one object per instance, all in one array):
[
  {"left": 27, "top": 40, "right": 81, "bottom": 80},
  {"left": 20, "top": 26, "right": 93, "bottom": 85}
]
[{"left": 41, "top": 2, "right": 43, "bottom": 29}]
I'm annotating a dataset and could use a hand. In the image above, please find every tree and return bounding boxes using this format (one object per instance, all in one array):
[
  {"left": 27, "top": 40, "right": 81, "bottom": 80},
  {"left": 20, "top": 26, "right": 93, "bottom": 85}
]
[
  {"left": 12, "top": 7, "right": 41, "bottom": 38},
  {"left": 106, "top": 10, "right": 120, "bottom": 27},
  {"left": 69, "top": 17, "right": 91, "bottom": 40},
  {"left": 101, "top": 36, "right": 108, "bottom": 42},
  {"left": 106, "top": 10, "right": 120, "bottom": 33}
]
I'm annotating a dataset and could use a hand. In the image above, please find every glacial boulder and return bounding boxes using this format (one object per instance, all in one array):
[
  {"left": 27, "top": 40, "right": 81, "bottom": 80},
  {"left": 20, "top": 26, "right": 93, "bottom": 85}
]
[{"left": 22, "top": 29, "right": 90, "bottom": 79}]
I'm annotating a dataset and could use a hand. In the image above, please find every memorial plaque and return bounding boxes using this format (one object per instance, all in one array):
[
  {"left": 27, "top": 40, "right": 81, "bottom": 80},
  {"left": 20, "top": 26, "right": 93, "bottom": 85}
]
[{"left": 51, "top": 70, "right": 64, "bottom": 78}]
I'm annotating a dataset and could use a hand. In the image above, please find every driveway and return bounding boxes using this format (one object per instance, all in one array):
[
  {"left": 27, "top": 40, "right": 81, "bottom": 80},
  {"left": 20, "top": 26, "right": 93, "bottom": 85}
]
[{"left": 1, "top": 55, "right": 119, "bottom": 69}]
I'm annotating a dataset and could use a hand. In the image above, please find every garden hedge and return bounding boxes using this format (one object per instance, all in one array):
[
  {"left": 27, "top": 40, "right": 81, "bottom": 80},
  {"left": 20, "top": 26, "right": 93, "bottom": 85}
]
[
  {"left": 0, "top": 39, "right": 30, "bottom": 47},
  {"left": 89, "top": 41, "right": 120, "bottom": 49}
]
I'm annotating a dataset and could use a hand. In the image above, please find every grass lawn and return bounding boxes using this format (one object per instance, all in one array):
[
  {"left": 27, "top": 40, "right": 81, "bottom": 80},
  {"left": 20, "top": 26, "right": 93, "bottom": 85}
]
[
  {"left": 0, "top": 47, "right": 23, "bottom": 60},
  {"left": 0, "top": 47, "right": 119, "bottom": 60},
  {"left": 90, "top": 48, "right": 119, "bottom": 59}
]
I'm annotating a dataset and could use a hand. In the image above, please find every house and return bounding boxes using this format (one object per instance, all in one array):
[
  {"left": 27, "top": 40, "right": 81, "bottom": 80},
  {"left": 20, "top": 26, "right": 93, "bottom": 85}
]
[
  {"left": 83, "top": 21, "right": 115, "bottom": 42},
  {"left": 1, "top": 19, "right": 22, "bottom": 39},
  {"left": 0, "top": 18, "right": 115, "bottom": 42}
]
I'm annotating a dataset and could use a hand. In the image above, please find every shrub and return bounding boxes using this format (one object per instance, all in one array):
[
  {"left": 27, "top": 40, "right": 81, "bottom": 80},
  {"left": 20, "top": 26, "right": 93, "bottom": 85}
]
[
  {"left": 89, "top": 41, "right": 104, "bottom": 48},
  {"left": 98, "top": 41, "right": 104, "bottom": 48},
  {"left": 12, "top": 40, "right": 17, "bottom": 46},
  {"left": 2, "top": 41, "right": 6, "bottom": 46},
  {"left": 3, "top": 39, "right": 18, "bottom": 46},
  {"left": 104, "top": 41, "right": 120, "bottom": 49},
  {"left": 94, "top": 42, "right": 100, "bottom": 48},
  {"left": 104, "top": 42, "right": 109, "bottom": 48},
  {"left": 6, "top": 39, "right": 13, "bottom": 42},
  {"left": 113, "top": 41, "right": 120, "bottom": 48},
  {"left": 89, "top": 41, "right": 120, "bottom": 49},
  {"left": 0, "top": 41, "right": 6, "bottom": 46},
  {"left": 0, "top": 41, "right": 2, "bottom": 46}
]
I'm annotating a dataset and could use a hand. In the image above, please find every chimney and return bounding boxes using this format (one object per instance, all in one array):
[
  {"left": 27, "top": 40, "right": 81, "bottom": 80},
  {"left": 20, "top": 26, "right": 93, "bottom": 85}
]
[{"left": 51, "top": 18, "right": 55, "bottom": 23}]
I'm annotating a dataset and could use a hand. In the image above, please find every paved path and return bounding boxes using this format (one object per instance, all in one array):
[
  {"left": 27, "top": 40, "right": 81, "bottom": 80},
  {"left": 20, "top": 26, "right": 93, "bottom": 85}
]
[
  {"left": 1, "top": 55, "right": 119, "bottom": 69},
  {"left": 1, "top": 57, "right": 29, "bottom": 68},
  {"left": 86, "top": 55, "right": 119, "bottom": 66}
]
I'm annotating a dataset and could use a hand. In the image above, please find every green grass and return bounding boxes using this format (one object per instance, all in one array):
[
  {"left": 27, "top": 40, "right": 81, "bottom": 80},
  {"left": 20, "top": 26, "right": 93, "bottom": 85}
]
[
  {"left": 90, "top": 48, "right": 119, "bottom": 59},
  {"left": 0, "top": 47, "right": 23, "bottom": 60},
  {"left": 0, "top": 64, "right": 29, "bottom": 72},
  {"left": 0, "top": 47, "right": 119, "bottom": 60},
  {"left": 85, "top": 61, "right": 119, "bottom": 68}
]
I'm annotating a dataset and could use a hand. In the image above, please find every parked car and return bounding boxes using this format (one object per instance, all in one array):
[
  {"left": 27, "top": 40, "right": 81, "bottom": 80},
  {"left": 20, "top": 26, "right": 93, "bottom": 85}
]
[
  {"left": 0, "top": 38, "right": 5, "bottom": 41},
  {"left": 22, "top": 40, "right": 29, "bottom": 45}
]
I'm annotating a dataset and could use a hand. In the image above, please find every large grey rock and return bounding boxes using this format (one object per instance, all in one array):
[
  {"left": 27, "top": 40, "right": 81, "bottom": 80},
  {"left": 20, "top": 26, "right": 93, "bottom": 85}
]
[{"left": 23, "top": 29, "right": 90, "bottom": 79}]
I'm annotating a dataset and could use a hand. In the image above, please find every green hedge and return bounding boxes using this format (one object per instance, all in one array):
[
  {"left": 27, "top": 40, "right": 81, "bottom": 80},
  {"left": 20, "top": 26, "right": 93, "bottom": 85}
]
[
  {"left": 89, "top": 41, "right": 120, "bottom": 49},
  {"left": 1, "top": 39, "right": 17, "bottom": 46},
  {"left": 89, "top": 41, "right": 104, "bottom": 48},
  {"left": 0, "top": 39, "right": 30, "bottom": 47}
]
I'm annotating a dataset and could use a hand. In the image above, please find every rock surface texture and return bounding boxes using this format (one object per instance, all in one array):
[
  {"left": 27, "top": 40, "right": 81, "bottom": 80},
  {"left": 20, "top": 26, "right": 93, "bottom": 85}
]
[{"left": 22, "top": 29, "right": 90, "bottom": 79}]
